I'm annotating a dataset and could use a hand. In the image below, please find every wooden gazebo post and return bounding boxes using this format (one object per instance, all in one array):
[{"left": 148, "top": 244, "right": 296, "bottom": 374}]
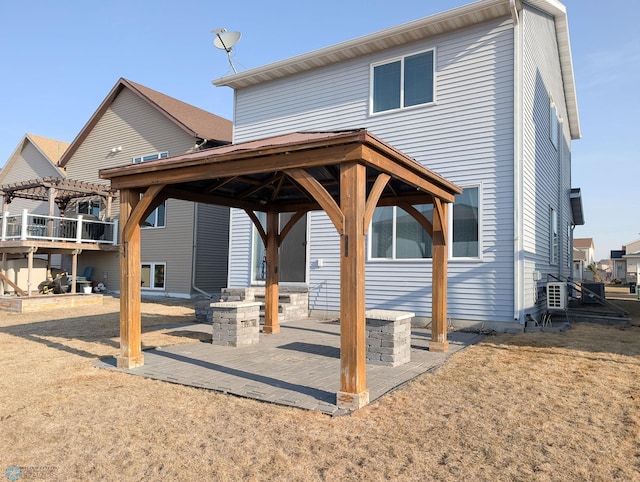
[
  {"left": 430, "top": 198, "right": 449, "bottom": 352},
  {"left": 47, "top": 186, "right": 56, "bottom": 238},
  {"left": 263, "top": 208, "right": 280, "bottom": 334},
  {"left": 117, "top": 188, "right": 143, "bottom": 369},
  {"left": 336, "top": 162, "right": 369, "bottom": 410},
  {"left": 116, "top": 185, "right": 165, "bottom": 369}
]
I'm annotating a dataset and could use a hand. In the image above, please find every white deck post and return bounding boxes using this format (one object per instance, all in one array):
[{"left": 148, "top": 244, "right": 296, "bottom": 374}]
[
  {"left": 112, "top": 219, "right": 119, "bottom": 245},
  {"left": 1, "top": 211, "right": 8, "bottom": 241},
  {"left": 21, "top": 209, "right": 28, "bottom": 240},
  {"left": 0, "top": 252, "right": 6, "bottom": 295},
  {"left": 27, "top": 248, "right": 34, "bottom": 297},
  {"left": 76, "top": 215, "right": 83, "bottom": 243}
]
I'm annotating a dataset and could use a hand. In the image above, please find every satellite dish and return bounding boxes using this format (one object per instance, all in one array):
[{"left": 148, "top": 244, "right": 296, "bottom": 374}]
[
  {"left": 212, "top": 28, "right": 242, "bottom": 73},
  {"left": 213, "top": 31, "right": 241, "bottom": 52}
]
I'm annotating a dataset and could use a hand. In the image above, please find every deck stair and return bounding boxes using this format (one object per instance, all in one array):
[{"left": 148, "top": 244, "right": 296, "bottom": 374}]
[{"left": 220, "top": 287, "right": 309, "bottom": 324}]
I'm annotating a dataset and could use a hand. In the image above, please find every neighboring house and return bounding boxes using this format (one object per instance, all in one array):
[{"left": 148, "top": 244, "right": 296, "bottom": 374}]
[
  {"left": 0, "top": 134, "right": 70, "bottom": 278},
  {"left": 1, "top": 78, "right": 233, "bottom": 298},
  {"left": 0, "top": 134, "right": 68, "bottom": 215},
  {"left": 610, "top": 249, "right": 627, "bottom": 282},
  {"left": 56, "top": 78, "right": 233, "bottom": 297},
  {"left": 573, "top": 237, "right": 594, "bottom": 279},
  {"left": 623, "top": 240, "right": 640, "bottom": 284},
  {"left": 617, "top": 239, "right": 640, "bottom": 283},
  {"left": 213, "top": 0, "right": 583, "bottom": 330}
]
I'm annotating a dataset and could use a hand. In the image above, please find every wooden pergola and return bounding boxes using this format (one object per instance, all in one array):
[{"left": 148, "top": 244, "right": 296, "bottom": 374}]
[
  {"left": 0, "top": 177, "right": 118, "bottom": 296},
  {"left": 99, "top": 129, "right": 461, "bottom": 410},
  {"left": 0, "top": 176, "right": 116, "bottom": 216}
]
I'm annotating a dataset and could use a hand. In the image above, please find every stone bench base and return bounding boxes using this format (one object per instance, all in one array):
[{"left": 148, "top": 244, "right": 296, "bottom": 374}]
[
  {"left": 210, "top": 301, "right": 261, "bottom": 347},
  {"left": 365, "top": 309, "right": 414, "bottom": 367}
]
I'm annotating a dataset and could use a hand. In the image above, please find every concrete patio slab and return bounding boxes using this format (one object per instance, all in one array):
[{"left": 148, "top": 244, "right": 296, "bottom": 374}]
[{"left": 95, "top": 318, "right": 483, "bottom": 416}]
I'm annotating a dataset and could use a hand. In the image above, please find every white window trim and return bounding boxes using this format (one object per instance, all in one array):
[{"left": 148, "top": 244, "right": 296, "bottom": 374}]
[
  {"left": 141, "top": 202, "right": 166, "bottom": 230},
  {"left": 141, "top": 262, "right": 166, "bottom": 290},
  {"left": 367, "top": 183, "right": 482, "bottom": 262},
  {"left": 449, "top": 184, "right": 482, "bottom": 261},
  {"left": 250, "top": 211, "right": 267, "bottom": 285},
  {"left": 134, "top": 151, "right": 169, "bottom": 229},
  {"left": 77, "top": 200, "right": 101, "bottom": 217},
  {"left": 133, "top": 151, "right": 169, "bottom": 164},
  {"left": 369, "top": 47, "right": 437, "bottom": 116}
]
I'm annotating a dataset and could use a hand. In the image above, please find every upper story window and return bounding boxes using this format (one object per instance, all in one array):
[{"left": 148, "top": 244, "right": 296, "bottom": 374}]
[
  {"left": 371, "top": 49, "right": 435, "bottom": 114},
  {"left": 78, "top": 200, "right": 100, "bottom": 218},
  {"left": 142, "top": 202, "right": 166, "bottom": 228},
  {"left": 133, "top": 151, "right": 169, "bottom": 163},
  {"left": 369, "top": 186, "right": 480, "bottom": 260},
  {"left": 451, "top": 186, "right": 480, "bottom": 258},
  {"left": 134, "top": 151, "right": 168, "bottom": 228}
]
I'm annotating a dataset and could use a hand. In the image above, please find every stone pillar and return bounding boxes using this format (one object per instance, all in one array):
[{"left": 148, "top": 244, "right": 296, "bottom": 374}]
[{"left": 211, "top": 301, "right": 262, "bottom": 347}]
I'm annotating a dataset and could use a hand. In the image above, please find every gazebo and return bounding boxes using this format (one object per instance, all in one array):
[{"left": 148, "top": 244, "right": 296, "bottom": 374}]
[{"left": 100, "top": 129, "right": 461, "bottom": 410}]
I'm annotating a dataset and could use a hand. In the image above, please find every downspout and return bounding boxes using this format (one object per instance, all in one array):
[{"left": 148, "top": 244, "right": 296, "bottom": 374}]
[
  {"left": 191, "top": 203, "right": 213, "bottom": 298},
  {"left": 511, "top": 0, "right": 525, "bottom": 322},
  {"left": 558, "top": 121, "right": 564, "bottom": 278},
  {"left": 570, "top": 222, "right": 576, "bottom": 281}
]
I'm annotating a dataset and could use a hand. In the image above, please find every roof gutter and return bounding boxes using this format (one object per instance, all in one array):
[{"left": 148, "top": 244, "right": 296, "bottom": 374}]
[{"left": 213, "top": 0, "right": 508, "bottom": 89}]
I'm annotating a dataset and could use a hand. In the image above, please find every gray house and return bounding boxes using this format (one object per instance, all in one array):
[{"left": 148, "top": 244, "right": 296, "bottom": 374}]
[
  {"left": 0, "top": 134, "right": 69, "bottom": 215},
  {"left": 56, "top": 78, "right": 233, "bottom": 297},
  {"left": 214, "top": 0, "right": 584, "bottom": 331}
]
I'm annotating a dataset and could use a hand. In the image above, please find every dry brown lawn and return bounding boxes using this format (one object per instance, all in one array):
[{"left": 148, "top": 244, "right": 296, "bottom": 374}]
[{"left": 1, "top": 295, "right": 639, "bottom": 481}]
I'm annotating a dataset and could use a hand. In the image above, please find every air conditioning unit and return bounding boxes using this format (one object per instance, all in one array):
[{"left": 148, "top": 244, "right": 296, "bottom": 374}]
[
  {"left": 581, "top": 282, "right": 605, "bottom": 304},
  {"left": 547, "top": 282, "right": 567, "bottom": 310}
]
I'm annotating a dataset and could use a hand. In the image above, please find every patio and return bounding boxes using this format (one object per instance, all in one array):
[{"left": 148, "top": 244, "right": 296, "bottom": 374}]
[{"left": 95, "top": 318, "right": 483, "bottom": 416}]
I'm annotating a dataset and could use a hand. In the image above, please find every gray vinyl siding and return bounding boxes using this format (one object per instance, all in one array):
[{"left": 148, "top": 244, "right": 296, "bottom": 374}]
[
  {"left": 521, "top": 5, "right": 574, "bottom": 313},
  {"left": 140, "top": 199, "right": 194, "bottom": 296},
  {"left": 307, "top": 211, "right": 341, "bottom": 312},
  {"left": 65, "top": 89, "right": 197, "bottom": 185},
  {"left": 64, "top": 88, "right": 203, "bottom": 296},
  {"left": 228, "top": 208, "right": 254, "bottom": 287},
  {"left": 193, "top": 203, "right": 230, "bottom": 294},
  {"left": 229, "top": 18, "right": 517, "bottom": 324}
]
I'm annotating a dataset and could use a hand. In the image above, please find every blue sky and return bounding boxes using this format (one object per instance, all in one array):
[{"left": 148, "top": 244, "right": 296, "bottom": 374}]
[{"left": 0, "top": 0, "right": 638, "bottom": 260}]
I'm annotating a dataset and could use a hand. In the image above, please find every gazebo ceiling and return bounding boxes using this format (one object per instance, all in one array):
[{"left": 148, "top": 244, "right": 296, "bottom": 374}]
[{"left": 100, "top": 129, "right": 461, "bottom": 212}]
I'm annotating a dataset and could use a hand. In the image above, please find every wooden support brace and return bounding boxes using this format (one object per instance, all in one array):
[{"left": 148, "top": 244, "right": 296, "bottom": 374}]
[
  {"left": 288, "top": 168, "right": 344, "bottom": 235},
  {"left": 0, "top": 272, "right": 27, "bottom": 297}
]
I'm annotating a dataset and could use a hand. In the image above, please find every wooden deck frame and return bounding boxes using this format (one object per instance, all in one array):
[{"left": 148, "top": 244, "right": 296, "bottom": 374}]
[{"left": 100, "top": 129, "right": 461, "bottom": 409}]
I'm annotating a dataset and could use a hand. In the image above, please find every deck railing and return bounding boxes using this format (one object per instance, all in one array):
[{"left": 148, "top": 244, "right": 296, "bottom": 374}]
[{"left": 1, "top": 209, "right": 118, "bottom": 245}]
